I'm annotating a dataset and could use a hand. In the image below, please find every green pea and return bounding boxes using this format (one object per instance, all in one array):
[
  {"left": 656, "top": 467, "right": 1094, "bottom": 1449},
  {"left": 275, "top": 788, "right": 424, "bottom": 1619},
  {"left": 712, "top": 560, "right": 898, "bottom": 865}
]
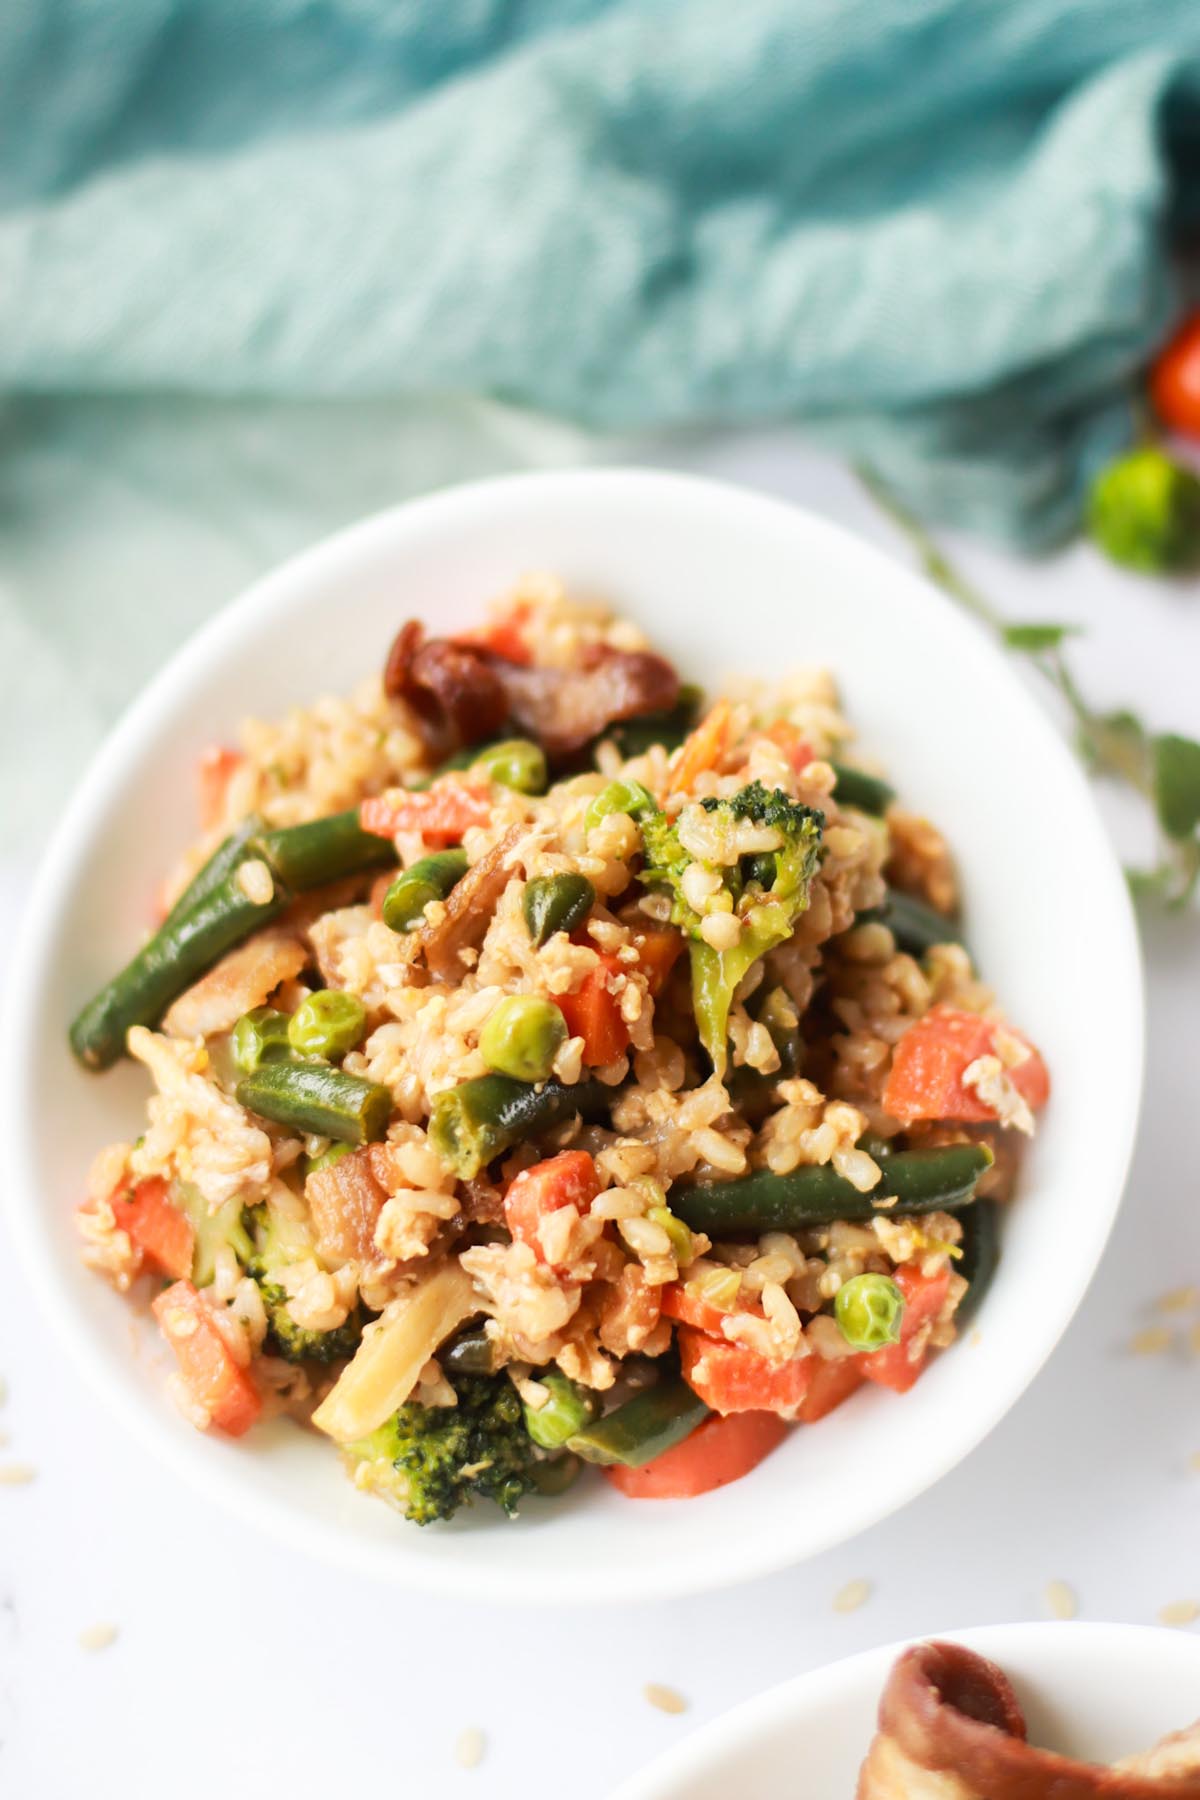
[
  {"left": 522, "top": 873, "right": 595, "bottom": 947},
  {"left": 479, "top": 995, "right": 568, "bottom": 1083},
  {"left": 287, "top": 990, "right": 368, "bottom": 1061},
  {"left": 304, "top": 1141, "right": 353, "bottom": 1177},
  {"left": 381, "top": 850, "right": 469, "bottom": 933},
  {"left": 522, "top": 1373, "right": 597, "bottom": 1450},
  {"left": 231, "top": 1007, "right": 292, "bottom": 1074},
  {"left": 584, "top": 779, "right": 657, "bottom": 834},
  {"left": 834, "top": 1272, "right": 905, "bottom": 1351},
  {"left": 472, "top": 738, "right": 547, "bottom": 795}
]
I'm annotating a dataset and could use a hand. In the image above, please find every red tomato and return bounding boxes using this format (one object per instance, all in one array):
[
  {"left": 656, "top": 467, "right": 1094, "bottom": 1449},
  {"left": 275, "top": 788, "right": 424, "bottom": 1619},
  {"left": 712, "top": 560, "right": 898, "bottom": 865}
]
[
  {"left": 604, "top": 1410, "right": 788, "bottom": 1499},
  {"left": 678, "top": 1325, "right": 813, "bottom": 1417},
  {"left": 110, "top": 1176, "right": 194, "bottom": 1281},
  {"left": 504, "top": 1151, "right": 601, "bottom": 1268},
  {"left": 861, "top": 1265, "right": 951, "bottom": 1394},
  {"left": 1150, "top": 311, "right": 1200, "bottom": 440},
  {"left": 881, "top": 1005, "right": 1049, "bottom": 1126},
  {"left": 197, "top": 745, "right": 242, "bottom": 833},
  {"left": 359, "top": 781, "right": 491, "bottom": 847},
  {"left": 796, "top": 1354, "right": 867, "bottom": 1422},
  {"left": 557, "top": 954, "right": 629, "bottom": 1065},
  {"left": 152, "top": 1281, "right": 261, "bottom": 1437}
]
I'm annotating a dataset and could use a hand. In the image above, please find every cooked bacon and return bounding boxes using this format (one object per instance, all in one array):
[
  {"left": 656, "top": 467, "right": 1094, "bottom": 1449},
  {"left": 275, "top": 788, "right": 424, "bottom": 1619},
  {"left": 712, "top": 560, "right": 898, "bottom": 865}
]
[
  {"left": 400, "top": 825, "right": 523, "bottom": 983},
  {"left": 382, "top": 620, "right": 507, "bottom": 747},
  {"left": 306, "top": 1148, "right": 389, "bottom": 1265},
  {"left": 162, "top": 927, "right": 306, "bottom": 1039},
  {"left": 382, "top": 619, "right": 680, "bottom": 757},
  {"left": 489, "top": 644, "right": 680, "bottom": 756},
  {"left": 858, "top": 1641, "right": 1200, "bottom": 1799}
]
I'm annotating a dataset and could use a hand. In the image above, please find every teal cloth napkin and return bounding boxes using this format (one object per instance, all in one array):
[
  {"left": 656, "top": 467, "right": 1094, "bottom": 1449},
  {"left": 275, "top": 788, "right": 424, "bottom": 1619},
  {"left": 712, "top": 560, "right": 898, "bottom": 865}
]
[{"left": 4, "top": 0, "right": 1200, "bottom": 548}]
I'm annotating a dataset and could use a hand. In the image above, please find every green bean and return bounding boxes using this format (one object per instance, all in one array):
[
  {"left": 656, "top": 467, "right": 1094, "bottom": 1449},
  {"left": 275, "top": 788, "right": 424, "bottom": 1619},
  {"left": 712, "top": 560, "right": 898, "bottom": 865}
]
[
  {"left": 471, "top": 738, "right": 547, "bottom": 794},
  {"left": 161, "top": 814, "right": 265, "bottom": 929},
  {"left": 381, "top": 850, "right": 469, "bottom": 933},
  {"left": 584, "top": 778, "right": 657, "bottom": 833},
  {"left": 522, "top": 873, "right": 595, "bottom": 947},
  {"left": 672, "top": 1144, "right": 993, "bottom": 1236},
  {"left": 258, "top": 809, "right": 395, "bottom": 891},
  {"left": 287, "top": 989, "right": 367, "bottom": 1060},
  {"left": 835, "top": 1272, "right": 904, "bottom": 1350},
  {"left": 726, "top": 987, "right": 803, "bottom": 1123},
  {"left": 232, "top": 1006, "right": 293, "bottom": 1074},
  {"left": 604, "top": 685, "right": 703, "bottom": 758},
  {"left": 441, "top": 1326, "right": 498, "bottom": 1376},
  {"left": 428, "top": 1075, "right": 609, "bottom": 1179},
  {"left": 71, "top": 808, "right": 397, "bottom": 1071},
  {"left": 70, "top": 871, "right": 286, "bottom": 1071},
  {"left": 955, "top": 1198, "right": 1001, "bottom": 1328},
  {"left": 830, "top": 760, "right": 895, "bottom": 816},
  {"left": 862, "top": 888, "right": 964, "bottom": 958},
  {"left": 522, "top": 1373, "right": 598, "bottom": 1450},
  {"left": 236, "top": 1061, "right": 392, "bottom": 1145},
  {"left": 568, "top": 1378, "right": 709, "bottom": 1468},
  {"left": 530, "top": 1454, "right": 582, "bottom": 1497},
  {"left": 479, "top": 995, "right": 568, "bottom": 1083}
]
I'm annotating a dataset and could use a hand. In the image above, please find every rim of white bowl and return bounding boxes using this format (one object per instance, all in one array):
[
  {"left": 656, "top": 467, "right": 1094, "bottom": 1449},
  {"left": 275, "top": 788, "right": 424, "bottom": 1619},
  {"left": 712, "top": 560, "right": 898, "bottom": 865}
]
[
  {"left": 2, "top": 469, "right": 1144, "bottom": 1603},
  {"left": 608, "top": 1621, "right": 1200, "bottom": 1799}
]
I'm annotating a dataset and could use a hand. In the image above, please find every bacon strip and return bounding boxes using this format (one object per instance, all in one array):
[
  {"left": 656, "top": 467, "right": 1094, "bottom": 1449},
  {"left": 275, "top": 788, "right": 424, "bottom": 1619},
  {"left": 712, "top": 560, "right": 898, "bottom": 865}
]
[{"left": 858, "top": 1642, "right": 1200, "bottom": 1800}]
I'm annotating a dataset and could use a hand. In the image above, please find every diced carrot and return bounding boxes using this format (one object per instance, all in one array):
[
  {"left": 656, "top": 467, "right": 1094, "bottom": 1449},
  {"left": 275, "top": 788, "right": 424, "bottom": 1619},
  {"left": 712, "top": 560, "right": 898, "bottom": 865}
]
[
  {"left": 152, "top": 1281, "right": 261, "bottom": 1437},
  {"left": 861, "top": 1264, "right": 951, "bottom": 1394},
  {"left": 604, "top": 1410, "right": 788, "bottom": 1499},
  {"left": 763, "top": 721, "right": 815, "bottom": 775},
  {"left": 453, "top": 611, "right": 533, "bottom": 665},
  {"left": 678, "top": 1325, "right": 814, "bottom": 1418},
  {"left": 881, "top": 1005, "right": 1050, "bottom": 1127},
  {"left": 797, "top": 1354, "right": 866, "bottom": 1422},
  {"left": 197, "top": 745, "right": 243, "bottom": 833},
  {"left": 632, "top": 926, "right": 684, "bottom": 997},
  {"left": 110, "top": 1176, "right": 194, "bottom": 1282},
  {"left": 359, "top": 781, "right": 492, "bottom": 847},
  {"left": 660, "top": 1281, "right": 761, "bottom": 1337},
  {"left": 557, "top": 953, "right": 629, "bottom": 1065},
  {"left": 672, "top": 699, "right": 733, "bottom": 797},
  {"left": 504, "top": 1150, "right": 601, "bottom": 1269}
]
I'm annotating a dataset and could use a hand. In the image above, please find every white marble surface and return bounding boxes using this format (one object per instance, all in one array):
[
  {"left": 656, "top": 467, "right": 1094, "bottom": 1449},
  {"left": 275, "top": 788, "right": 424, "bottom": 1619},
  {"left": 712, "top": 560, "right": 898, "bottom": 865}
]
[{"left": 2, "top": 434, "right": 1199, "bottom": 1799}]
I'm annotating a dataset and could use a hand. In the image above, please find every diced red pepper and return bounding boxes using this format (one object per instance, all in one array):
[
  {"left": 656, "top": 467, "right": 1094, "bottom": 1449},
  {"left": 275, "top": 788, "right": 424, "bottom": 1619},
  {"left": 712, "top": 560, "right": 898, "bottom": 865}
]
[
  {"left": 152, "top": 1281, "right": 261, "bottom": 1437},
  {"left": 881, "top": 1005, "right": 1049, "bottom": 1126},
  {"left": 762, "top": 721, "right": 815, "bottom": 775},
  {"left": 110, "top": 1176, "right": 194, "bottom": 1281},
  {"left": 796, "top": 1354, "right": 866, "bottom": 1422},
  {"left": 861, "top": 1264, "right": 952, "bottom": 1394},
  {"left": 661, "top": 1281, "right": 761, "bottom": 1338},
  {"left": 359, "top": 781, "right": 492, "bottom": 847},
  {"left": 678, "top": 1325, "right": 813, "bottom": 1418},
  {"left": 504, "top": 1150, "right": 601, "bottom": 1269},
  {"left": 452, "top": 609, "right": 533, "bottom": 665},
  {"left": 672, "top": 699, "right": 733, "bottom": 797},
  {"left": 604, "top": 1410, "right": 788, "bottom": 1499},
  {"left": 558, "top": 953, "right": 629, "bottom": 1065},
  {"left": 631, "top": 926, "right": 684, "bottom": 997},
  {"left": 197, "top": 745, "right": 243, "bottom": 833}
]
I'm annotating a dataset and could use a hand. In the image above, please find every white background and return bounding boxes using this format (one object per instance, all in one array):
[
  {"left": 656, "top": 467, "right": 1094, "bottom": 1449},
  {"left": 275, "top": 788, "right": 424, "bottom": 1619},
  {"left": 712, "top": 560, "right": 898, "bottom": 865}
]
[{"left": 2, "top": 432, "right": 1198, "bottom": 1798}]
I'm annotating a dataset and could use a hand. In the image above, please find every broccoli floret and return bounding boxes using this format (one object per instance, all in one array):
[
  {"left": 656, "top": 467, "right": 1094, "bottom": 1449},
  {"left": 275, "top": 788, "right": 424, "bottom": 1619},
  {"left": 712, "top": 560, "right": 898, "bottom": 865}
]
[
  {"left": 177, "top": 1184, "right": 256, "bottom": 1288},
  {"left": 245, "top": 1203, "right": 364, "bottom": 1365},
  {"left": 1087, "top": 447, "right": 1200, "bottom": 573},
  {"left": 640, "top": 781, "right": 823, "bottom": 1075},
  {"left": 345, "top": 1373, "right": 543, "bottom": 1525}
]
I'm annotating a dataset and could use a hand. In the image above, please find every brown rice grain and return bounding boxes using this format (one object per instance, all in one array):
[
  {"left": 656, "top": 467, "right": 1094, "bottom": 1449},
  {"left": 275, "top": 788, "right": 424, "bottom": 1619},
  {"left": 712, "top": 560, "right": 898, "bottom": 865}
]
[
  {"left": 1129, "top": 1326, "right": 1172, "bottom": 1356},
  {"left": 455, "top": 1727, "right": 486, "bottom": 1770},
  {"left": 833, "top": 1578, "right": 872, "bottom": 1613},
  {"left": 0, "top": 1463, "right": 37, "bottom": 1486},
  {"left": 1159, "top": 1599, "right": 1200, "bottom": 1629},
  {"left": 1044, "top": 1580, "right": 1077, "bottom": 1621},
  {"left": 644, "top": 1684, "right": 689, "bottom": 1715},
  {"left": 78, "top": 1622, "right": 119, "bottom": 1652}
]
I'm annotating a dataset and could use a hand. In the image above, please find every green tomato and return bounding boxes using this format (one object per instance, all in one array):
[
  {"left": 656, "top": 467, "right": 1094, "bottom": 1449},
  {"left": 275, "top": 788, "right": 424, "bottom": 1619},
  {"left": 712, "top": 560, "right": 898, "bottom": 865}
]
[
  {"left": 472, "top": 738, "right": 548, "bottom": 795},
  {"left": 522, "top": 1373, "right": 597, "bottom": 1450},
  {"left": 834, "top": 1272, "right": 905, "bottom": 1351},
  {"left": 1087, "top": 447, "right": 1200, "bottom": 573},
  {"left": 584, "top": 778, "right": 658, "bottom": 833},
  {"left": 479, "top": 994, "right": 567, "bottom": 1083},
  {"left": 287, "top": 989, "right": 367, "bottom": 1061}
]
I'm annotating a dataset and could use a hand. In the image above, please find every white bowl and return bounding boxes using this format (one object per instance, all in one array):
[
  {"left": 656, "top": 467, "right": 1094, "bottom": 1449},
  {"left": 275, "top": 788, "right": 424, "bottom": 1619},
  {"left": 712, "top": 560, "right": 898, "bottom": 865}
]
[
  {"left": 610, "top": 1622, "right": 1200, "bottom": 1799},
  {"left": 4, "top": 469, "right": 1142, "bottom": 1604}
]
